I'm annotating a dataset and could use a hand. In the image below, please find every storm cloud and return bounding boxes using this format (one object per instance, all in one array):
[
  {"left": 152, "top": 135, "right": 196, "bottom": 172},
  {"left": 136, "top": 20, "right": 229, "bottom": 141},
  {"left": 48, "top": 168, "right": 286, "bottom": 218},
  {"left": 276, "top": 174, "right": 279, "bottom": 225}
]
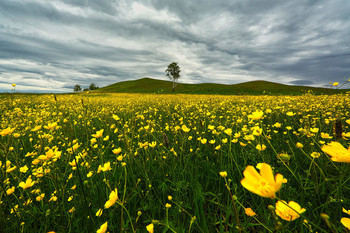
[{"left": 0, "top": 0, "right": 349, "bottom": 92}]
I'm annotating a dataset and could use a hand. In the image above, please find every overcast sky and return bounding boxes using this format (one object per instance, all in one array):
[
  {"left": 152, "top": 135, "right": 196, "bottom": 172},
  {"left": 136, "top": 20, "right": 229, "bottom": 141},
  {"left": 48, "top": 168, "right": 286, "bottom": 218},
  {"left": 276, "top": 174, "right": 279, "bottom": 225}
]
[{"left": 1, "top": 0, "right": 349, "bottom": 92}]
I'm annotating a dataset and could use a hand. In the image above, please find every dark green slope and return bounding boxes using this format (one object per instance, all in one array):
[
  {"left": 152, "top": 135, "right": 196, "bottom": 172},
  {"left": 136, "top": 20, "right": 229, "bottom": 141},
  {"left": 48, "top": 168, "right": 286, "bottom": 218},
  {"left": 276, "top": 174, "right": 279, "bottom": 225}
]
[{"left": 96, "top": 77, "right": 348, "bottom": 95}]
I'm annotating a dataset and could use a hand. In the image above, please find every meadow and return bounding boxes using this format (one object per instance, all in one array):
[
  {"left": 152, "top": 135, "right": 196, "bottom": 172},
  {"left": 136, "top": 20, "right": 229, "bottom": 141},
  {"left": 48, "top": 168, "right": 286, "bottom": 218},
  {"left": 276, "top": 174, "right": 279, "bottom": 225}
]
[{"left": 1, "top": 91, "right": 350, "bottom": 232}]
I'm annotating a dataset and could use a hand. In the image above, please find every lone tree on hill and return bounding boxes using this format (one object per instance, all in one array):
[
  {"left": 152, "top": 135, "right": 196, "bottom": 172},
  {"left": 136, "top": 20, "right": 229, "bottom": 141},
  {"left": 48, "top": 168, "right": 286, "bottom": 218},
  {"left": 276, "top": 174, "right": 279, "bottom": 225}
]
[
  {"left": 165, "top": 62, "right": 181, "bottom": 92},
  {"left": 73, "top": 84, "right": 82, "bottom": 92}
]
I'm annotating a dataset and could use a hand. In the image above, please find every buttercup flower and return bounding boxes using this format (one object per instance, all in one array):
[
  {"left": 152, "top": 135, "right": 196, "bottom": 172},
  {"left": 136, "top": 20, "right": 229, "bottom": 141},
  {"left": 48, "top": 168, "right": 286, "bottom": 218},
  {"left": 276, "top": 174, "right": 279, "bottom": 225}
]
[
  {"left": 241, "top": 163, "right": 284, "bottom": 199},
  {"left": 245, "top": 207, "right": 257, "bottom": 217},
  {"left": 248, "top": 110, "right": 264, "bottom": 120},
  {"left": 92, "top": 129, "right": 104, "bottom": 138},
  {"left": 275, "top": 200, "right": 306, "bottom": 221},
  {"left": 19, "top": 176, "right": 35, "bottom": 189},
  {"left": 219, "top": 171, "right": 228, "bottom": 178},
  {"left": 96, "top": 221, "right": 107, "bottom": 233},
  {"left": 0, "top": 127, "right": 16, "bottom": 137},
  {"left": 146, "top": 223, "right": 154, "bottom": 233},
  {"left": 341, "top": 218, "right": 350, "bottom": 230},
  {"left": 104, "top": 188, "right": 119, "bottom": 208},
  {"left": 321, "top": 141, "right": 350, "bottom": 163}
]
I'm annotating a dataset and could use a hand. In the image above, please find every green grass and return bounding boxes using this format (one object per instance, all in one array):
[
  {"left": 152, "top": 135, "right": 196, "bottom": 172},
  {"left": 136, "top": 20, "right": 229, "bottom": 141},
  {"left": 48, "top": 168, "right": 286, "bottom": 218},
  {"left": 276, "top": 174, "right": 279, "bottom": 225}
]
[{"left": 96, "top": 77, "right": 349, "bottom": 95}]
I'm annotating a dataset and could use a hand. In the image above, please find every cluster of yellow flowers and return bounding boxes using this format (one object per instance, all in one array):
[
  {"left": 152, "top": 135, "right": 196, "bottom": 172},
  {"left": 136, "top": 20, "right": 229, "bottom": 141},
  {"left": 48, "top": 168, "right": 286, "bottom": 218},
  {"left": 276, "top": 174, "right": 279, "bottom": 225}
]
[{"left": 1, "top": 92, "right": 349, "bottom": 232}]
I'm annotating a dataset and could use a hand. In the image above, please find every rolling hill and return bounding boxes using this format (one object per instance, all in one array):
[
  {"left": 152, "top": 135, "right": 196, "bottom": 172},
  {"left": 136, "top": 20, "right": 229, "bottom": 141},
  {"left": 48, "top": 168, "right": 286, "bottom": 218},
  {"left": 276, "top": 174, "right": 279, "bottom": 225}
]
[{"left": 95, "top": 77, "right": 348, "bottom": 95}]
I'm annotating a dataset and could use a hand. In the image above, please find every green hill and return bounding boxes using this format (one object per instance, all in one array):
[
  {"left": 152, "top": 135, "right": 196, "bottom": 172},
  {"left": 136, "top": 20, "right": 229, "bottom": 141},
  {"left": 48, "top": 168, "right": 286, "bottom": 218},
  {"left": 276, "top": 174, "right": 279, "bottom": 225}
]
[{"left": 96, "top": 77, "right": 348, "bottom": 95}]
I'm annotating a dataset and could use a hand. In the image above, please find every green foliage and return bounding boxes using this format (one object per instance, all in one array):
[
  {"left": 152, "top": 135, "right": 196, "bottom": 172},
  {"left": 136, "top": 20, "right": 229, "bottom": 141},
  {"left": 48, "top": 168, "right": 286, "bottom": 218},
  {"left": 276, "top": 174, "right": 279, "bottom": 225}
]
[
  {"left": 89, "top": 83, "right": 99, "bottom": 91},
  {"left": 73, "top": 84, "right": 82, "bottom": 92}
]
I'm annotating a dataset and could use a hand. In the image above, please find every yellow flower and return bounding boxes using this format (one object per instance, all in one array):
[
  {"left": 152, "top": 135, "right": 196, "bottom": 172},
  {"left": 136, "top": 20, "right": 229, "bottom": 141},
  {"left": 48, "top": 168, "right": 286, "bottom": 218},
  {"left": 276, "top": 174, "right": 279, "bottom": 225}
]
[
  {"left": 87, "top": 171, "right": 93, "bottom": 177},
  {"left": 343, "top": 208, "right": 350, "bottom": 215},
  {"left": 275, "top": 200, "right": 306, "bottom": 221},
  {"left": 44, "top": 122, "right": 58, "bottom": 130},
  {"left": 49, "top": 196, "right": 57, "bottom": 202},
  {"left": 100, "top": 162, "right": 112, "bottom": 172},
  {"left": 248, "top": 111, "right": 263, "bottom": 120},
  {"left": 20, "top": 165, "right": 29, "bottom": 173},
  {"left": 92, "top": 129, "right": 104, "bottom": 138},
  {"left": 96, "top": 221, "right": 108, "bottom": 233},
  {"left": 286, "top": 112, "right": 296, "bottom": 117},
  {"left": 0, "top": 127, "right": 16, "bottom": 137},
  {"left": 256, "top": 144, "right": 266, "bottom": 151},
  {"left": 146, "top": 223, "right": 154, "bottom": 233},
  {"left": 333, "top": 82, "right": 339, "bottom": 86},
  {"left": 165, "top": 203, "right": 171, "bottom": 208},
  {"left": 149, "top": 141, "right": 157, "bottom": 148},
  {"left": 31, "top": 125, "right": 42, "bottom": 132},
  {"left": 168, "top": 195, "right": 173, "bottom": 201},
  {"left": 96, "top": 208, "right": 103, "bottom": 217},
  {"left": 19, "top": 176, "right": 35, "bottom": 189},
  {"left": 113, "top": 114, "right": 120, "bottom": 121},
  {"left": 245, "top": 207, "right": 257, "bottom": 217},
  {"left": 341, "top": 218, "right": 350, "bottom": 230},
  {"left": 36, "top": 193, "right": 45, "bottom": 201},
  {"left": 240, "top": 163, "right": 284, "bottom": 199},
  {"left": 310, "top": 152, "right": 321, "bottom": 158},
  {"left": 182, "top": 125, "right": 190, "bottom": 132},
  {"left": 219, "top": 171, "right": 227, "bottom": 178},
  {"left": 112, "top": 147, "right": 122, "bottom": 154},
  {"left": 296, "top": 142, "right": 303, "bottom": 149},
  {"left": 12, "top": 83, "right": 16, "bottom": 87},
  {"left": 321, "top": 141, "right": 350, "bottom": 163},
  {"left": 224, "top": 128, "right": 232, "bottom": 136},
  {"left": 6, "top": 186, "right": 15, "bottom": 195},
  {"left": 104, "top": 188, "right": 119, "bottom": 208}
]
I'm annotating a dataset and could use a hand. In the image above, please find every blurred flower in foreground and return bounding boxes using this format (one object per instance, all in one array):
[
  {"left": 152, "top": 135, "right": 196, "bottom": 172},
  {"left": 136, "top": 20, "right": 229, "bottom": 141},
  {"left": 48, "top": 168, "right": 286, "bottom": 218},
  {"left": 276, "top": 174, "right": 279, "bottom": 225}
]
[
  {"left": 342, "top": 218, "right": 350, "bottom": 230},
  {"left": 321, "top": 141, "right": 350, "bottom": 163},
  {"left": 275, "top": 200, "right": 306, "bottom": 221},
  {"left": 96, "top": 221, "right": 107, "bottom": 233},
  {"left": 146, "top": 223, "right": 154, "bottom": 233},
  {"left": 241, "top": 163, "right": 284, "bottom": 199}
]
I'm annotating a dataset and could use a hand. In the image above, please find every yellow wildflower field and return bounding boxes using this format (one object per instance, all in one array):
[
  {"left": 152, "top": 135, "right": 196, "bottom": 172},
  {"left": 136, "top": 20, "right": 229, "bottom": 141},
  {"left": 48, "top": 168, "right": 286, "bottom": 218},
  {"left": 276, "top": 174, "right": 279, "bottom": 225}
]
[{"left": 1, "top": 93, "right": 350, "bottom": 232}]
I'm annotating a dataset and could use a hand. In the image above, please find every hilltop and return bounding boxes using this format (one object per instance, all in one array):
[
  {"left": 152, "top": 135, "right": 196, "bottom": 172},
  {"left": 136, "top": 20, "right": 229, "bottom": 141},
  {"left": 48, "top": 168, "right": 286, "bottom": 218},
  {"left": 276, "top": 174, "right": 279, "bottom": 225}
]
[{"left": 95, "top": 77, "right": 347, "bottom": 95}]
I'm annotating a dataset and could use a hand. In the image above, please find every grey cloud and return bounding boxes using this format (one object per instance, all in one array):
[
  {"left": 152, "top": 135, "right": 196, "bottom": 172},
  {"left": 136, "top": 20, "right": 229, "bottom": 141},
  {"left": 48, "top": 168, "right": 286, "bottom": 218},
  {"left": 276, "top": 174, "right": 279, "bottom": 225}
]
[
  {"left": 0, "top": 0, "right": 349, "bottom": 92},
  {"left": 289, "top": 80, "right": 314, "bottom": 86}
]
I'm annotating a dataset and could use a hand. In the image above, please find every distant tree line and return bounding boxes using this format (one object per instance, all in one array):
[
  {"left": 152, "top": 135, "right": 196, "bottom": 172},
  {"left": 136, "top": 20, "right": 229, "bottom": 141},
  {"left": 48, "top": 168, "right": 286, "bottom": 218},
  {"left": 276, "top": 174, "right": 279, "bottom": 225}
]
[{"left": 73, "top": 83, "right": 99, "bottom": 92}]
